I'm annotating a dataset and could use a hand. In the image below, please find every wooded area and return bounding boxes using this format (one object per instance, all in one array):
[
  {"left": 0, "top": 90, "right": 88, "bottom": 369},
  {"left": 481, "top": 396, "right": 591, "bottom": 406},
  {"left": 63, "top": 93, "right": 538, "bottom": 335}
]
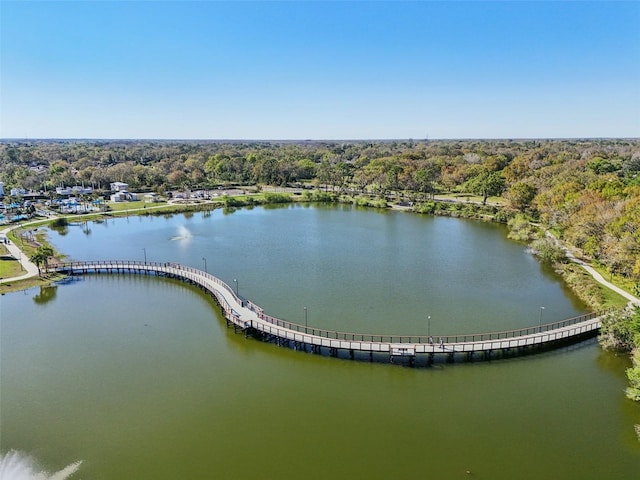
[{"left": 1, "top": 138, "right": 639, "bottom": 283}]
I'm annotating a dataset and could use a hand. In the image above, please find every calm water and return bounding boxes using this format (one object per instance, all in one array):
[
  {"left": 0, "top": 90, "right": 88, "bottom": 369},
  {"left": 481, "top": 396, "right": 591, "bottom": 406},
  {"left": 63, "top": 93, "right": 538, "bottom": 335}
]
[{"left": 1, "top": 204, "right": 639, "bottom": 479}]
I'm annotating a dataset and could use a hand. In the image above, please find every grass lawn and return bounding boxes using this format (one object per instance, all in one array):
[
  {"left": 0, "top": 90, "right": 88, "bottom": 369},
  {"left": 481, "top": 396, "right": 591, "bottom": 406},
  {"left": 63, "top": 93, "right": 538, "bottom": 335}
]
[
  {"left": 592, "top": 263, "right": 638, "bottom": 300},
  {"left": 8, "top": 230, "right": 40, "bottom": 259},
  {"left": 600, "top": 284, "right": 632, "bottom": 309},
  {"left": 0, "top": 272, "right": 67, "bottom": 294},
  {"left": 433, "top": 193, "right": 505, "bottom": 206},
  {"left": 559, "top": 263, "right": 629, "bottom": 311},
  {"left": 0, "top": 257, "right": 23, "bottom": 280},
  {"left": 106, "top": 200, "right": 161, "bottom": 211}
]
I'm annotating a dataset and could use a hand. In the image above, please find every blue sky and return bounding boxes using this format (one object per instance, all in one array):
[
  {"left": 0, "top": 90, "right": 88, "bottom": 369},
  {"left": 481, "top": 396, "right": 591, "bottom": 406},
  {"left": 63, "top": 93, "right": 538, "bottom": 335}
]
[{"left": 1, "top": 1, "right": 639, "bottom": 139}]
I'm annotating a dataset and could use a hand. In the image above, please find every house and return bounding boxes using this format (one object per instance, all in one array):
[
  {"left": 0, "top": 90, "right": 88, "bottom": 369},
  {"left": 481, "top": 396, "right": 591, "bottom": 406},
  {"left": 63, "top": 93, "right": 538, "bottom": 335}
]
[
  {"left": 56, "top": 186, "right": 73, "bottom": 195},
  {"left": 56, "top": 186, "right": 93, "bottom": 196},
  {"left": 110, "top": 182, "right": 129, "bottom": 192},
  {"left": 144, "top": 193, "right": 160, "bottom": 203},
  {"left": 71, "top": 185, "right": 93, "bottom": 195},
  {"left": 110, "top": 191, "right": 138, "bottom": 202},
  {"left": 109, "top": 182, "right": 137, "bottom": 202}
]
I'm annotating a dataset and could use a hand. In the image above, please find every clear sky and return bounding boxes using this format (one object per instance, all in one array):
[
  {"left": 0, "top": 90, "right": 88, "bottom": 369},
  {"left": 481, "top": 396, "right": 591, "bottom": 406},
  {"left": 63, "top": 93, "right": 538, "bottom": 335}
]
[{"left": 1, "top": 0, "right": 639, "bottom": 140}]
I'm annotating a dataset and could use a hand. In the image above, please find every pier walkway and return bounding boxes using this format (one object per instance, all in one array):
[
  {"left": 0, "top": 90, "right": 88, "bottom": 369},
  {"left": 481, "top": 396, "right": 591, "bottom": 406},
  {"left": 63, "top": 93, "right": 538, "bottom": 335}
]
[{"left": 48, "top": 260, "right": 605, "bottom": 363}]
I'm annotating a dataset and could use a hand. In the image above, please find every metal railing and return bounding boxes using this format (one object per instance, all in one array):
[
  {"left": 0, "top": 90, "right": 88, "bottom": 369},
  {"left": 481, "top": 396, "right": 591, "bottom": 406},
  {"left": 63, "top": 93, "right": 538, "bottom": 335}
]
[{"left": 49, "top": 260, "right": 604, "bottom": 345}]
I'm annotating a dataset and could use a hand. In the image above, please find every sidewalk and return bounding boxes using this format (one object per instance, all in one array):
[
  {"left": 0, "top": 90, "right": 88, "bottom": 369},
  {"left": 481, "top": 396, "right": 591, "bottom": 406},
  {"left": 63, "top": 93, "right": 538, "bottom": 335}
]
[
  {"left": 564, "top": 248, "right": 640, "bottom": 307},
  {"left": 0, "top": 224, "right": 40, "bottom": 284},
  {"left": 546, "top": 230, "right": 640, "bottom": 307}
]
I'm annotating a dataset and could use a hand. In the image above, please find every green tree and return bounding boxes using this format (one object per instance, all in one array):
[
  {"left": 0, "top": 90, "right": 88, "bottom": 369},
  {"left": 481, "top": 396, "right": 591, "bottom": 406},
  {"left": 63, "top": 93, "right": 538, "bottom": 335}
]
[
  {"left": 385, "top": 165, "right": 403, "bottom": 193},
  {"left": 30, "top": 246, "right": 54, "bottom": 275},
  {"left": 294, "top": 159, "right": 317, "bottom": 181},
  {"left": 316, "top": 160, "right": 335, "bottom": 191},
  {"left": 506, "top": 181, "right": 537, "bottom": 212},
  {"left": 464, "top": 170, "right": 505, "bottom": 205},
  {"left": 414, "top": 162, "right": 440, "bottom": 200},
  {"left": 335, "top": 162, "right": 356, "bottom": 191}
]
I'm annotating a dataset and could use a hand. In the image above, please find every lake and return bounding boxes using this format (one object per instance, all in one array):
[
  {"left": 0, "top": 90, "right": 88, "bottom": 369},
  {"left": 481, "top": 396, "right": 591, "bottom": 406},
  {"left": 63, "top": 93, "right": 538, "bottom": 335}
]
[{"left": 1, "top": 204, "right": 638, "bottom": 479}]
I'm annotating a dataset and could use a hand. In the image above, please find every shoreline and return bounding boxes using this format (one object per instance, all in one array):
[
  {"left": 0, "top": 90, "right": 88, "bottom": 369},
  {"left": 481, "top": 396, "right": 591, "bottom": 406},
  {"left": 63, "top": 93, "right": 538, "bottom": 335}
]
[{"left": 2, "top": 196, "right": 639, "bottom": 309}]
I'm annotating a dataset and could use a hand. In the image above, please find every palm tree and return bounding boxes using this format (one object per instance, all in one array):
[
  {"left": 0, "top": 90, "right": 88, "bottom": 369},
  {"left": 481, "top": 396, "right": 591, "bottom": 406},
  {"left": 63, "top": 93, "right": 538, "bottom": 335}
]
[{"left": 30, "top": 246, "right": 54, "bottom": 275}]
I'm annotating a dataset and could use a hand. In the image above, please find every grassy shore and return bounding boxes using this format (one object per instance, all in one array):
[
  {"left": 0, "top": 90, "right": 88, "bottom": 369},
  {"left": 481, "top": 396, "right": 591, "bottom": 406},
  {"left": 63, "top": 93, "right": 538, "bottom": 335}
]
[
  {"left": 0, "top": 272, "right": 67, "bottom": 294},
  {"left": 554, "top": 263, "right": 629, "bottom": 311}
]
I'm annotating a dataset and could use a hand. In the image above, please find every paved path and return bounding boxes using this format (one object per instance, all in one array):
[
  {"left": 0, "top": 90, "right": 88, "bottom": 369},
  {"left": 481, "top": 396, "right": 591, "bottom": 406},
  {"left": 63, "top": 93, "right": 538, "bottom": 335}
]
[
  {"left": 545, "top": 231, "right": 640, "bottom": 307},
  {"left": 0, "top": 223, "right": 40, "bottom": 283},
  {"left": 565, "top": 249, "right": 639, "bottom": 306}
]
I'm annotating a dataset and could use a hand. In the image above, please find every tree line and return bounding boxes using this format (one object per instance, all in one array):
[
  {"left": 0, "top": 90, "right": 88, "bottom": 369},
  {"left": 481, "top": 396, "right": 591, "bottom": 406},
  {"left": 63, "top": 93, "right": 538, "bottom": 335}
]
[{"left": 1, "top": 138, "right": 639, "bottom": 283}]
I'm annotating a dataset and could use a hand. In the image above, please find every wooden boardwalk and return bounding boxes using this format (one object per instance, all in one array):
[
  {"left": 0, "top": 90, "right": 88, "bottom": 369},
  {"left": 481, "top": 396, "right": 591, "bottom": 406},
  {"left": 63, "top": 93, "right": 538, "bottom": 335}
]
[{"left": 48, "top": 260, "right": 604, "bottom": 364}]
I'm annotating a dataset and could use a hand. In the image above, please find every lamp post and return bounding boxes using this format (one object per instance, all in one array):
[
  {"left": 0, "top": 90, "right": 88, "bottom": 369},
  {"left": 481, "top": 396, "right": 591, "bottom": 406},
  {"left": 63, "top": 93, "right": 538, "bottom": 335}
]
[
  {"left": 233, "top": 278, "right": 238, "bottom": 296},
  {"left": 427, "top": 315, "right": 431, "bottom": 337},
  {"left": 538, "top": 306, "right": 545, "bottom": 332},
  {"left": 143, "top": 247, "right": 147, "bottom": 264},
  {"left": 304, "top": 306, "right": 308, "bottom": 330},
  {"left": 202, "top": 256, "right": 207, "bottom": 273}
]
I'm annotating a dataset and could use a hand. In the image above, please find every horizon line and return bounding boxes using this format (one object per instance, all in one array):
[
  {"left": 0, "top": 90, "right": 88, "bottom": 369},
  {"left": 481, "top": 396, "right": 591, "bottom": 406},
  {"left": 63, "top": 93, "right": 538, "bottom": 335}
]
[{"left": 2, "top": 136, "right": 639, "bottom": 143}]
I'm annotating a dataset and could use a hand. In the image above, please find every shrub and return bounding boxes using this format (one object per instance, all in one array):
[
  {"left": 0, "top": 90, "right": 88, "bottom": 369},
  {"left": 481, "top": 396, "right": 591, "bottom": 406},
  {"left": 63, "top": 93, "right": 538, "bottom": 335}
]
[
  {"left": 302, "top": 191, "right": 337, "bottom": 202},
  {"left": 494, "top": 209, "right": 512, "bottom": 224},
  {"left": 600, "top": 308, "right": 640, "bottom": 352},
  {"left": 626, "top": 358, "right": 640, "bottom": 402},
  {"left": 223, "top": 196, "right": 247, "bottom": 207},
  {"left": 263, "top": 193, "right": 292, "bottom": 204},
  {"left": 530, "top": 236, "right": 567, "bottom": 264},
  {"left": 507, "top": 214, "right": 540, "bottom": 242},
  {"left": 415, "top": 202, "right": 436, "bottom": 214}
]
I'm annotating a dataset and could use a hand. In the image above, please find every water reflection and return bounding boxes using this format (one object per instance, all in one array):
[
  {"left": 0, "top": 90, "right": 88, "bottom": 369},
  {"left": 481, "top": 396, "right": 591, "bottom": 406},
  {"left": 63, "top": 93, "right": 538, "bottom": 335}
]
[
  {"left": 222, "top": 207, "right": 237, "bottom": 215},
  {"left": 32, "top": 285, "right": 57, "bottom": 305},
  {"left": 49, "top": 224, "right": 68, "bottom": 236},
  {"left": 81, "top": 222, "right": 91, "bottom": 236}
]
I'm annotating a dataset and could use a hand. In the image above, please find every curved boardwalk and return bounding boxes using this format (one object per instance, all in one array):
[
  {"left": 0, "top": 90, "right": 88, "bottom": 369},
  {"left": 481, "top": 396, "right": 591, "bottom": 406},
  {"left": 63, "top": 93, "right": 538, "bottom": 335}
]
[{"left": 48, "top": 260, "right": 604, "bottom": 364}]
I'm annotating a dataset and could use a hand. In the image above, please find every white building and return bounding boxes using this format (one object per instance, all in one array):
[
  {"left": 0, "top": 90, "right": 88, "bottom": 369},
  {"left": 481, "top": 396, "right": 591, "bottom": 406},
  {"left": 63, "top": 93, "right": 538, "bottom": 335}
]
[
  {"left": 110, "top": 191, "right": 138, "bottom": 202},
  {"left": 144, "top": 193, "right": 160, "bottom": 203},
  {"left": 110, "top": 182, "right": 129, "bottom": 192},
  {"left": 56, "top": 186, "right": 93, "bottom": 195},
  {"left": 73, "top": 185, "right": 93, "bottom": 195}
]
